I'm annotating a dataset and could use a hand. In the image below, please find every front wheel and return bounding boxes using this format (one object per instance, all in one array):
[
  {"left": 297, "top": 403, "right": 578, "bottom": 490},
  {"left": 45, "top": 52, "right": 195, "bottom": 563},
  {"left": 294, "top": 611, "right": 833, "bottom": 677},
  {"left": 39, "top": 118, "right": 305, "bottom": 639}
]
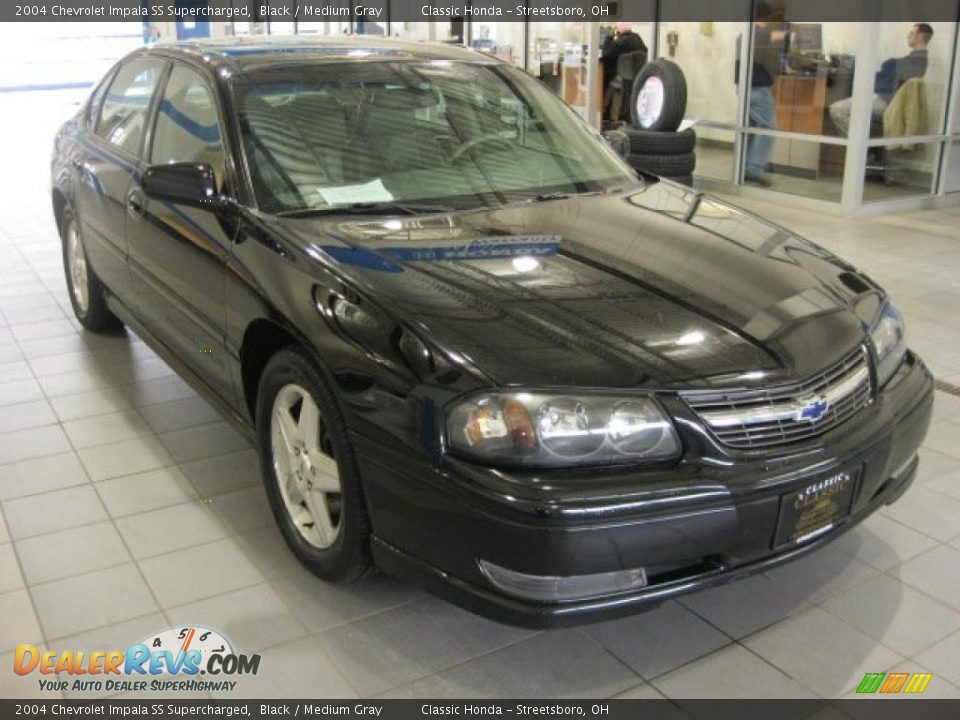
[{"left": 256, "top": 348, "right": 372, "bottom": 581}]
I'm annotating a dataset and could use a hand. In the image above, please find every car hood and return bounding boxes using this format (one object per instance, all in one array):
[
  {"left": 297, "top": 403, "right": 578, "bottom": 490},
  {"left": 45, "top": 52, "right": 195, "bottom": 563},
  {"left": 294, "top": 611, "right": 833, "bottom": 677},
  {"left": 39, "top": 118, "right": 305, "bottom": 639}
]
[{"left": 273, "top": 182, "right": 881, "bottom": 389}]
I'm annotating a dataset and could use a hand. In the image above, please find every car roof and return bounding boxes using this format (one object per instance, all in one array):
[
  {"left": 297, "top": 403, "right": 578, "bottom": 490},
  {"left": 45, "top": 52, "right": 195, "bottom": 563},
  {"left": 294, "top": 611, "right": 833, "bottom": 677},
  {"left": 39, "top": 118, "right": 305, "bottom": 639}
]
[{"left": 149, "top": 35, "right": 491, "bottom": 75}]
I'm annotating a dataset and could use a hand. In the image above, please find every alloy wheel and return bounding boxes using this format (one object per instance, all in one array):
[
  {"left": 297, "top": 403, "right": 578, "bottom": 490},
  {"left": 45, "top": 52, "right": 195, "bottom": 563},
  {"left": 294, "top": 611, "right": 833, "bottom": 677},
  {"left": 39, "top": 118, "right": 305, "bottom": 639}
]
[
  {"left": 270, "top": 383, "right": 343, "bottom": 549},
  {"left": 66, "top": 220, "right": 89, "bottom": 313}
]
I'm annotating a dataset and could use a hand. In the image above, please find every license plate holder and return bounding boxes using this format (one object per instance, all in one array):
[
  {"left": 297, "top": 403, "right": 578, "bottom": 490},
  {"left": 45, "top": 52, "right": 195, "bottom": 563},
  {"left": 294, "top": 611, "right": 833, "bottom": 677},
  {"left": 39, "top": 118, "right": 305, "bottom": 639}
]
[{"left": 774, "top": 467, "right": 859, "bottom": 548}]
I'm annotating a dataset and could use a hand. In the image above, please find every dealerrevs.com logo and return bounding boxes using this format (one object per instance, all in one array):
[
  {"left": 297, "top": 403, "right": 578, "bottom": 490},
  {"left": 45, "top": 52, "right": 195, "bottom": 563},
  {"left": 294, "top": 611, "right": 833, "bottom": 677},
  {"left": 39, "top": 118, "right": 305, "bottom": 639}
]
[{"left": 14, "top": 626, "right": 261, "bottom": 693}]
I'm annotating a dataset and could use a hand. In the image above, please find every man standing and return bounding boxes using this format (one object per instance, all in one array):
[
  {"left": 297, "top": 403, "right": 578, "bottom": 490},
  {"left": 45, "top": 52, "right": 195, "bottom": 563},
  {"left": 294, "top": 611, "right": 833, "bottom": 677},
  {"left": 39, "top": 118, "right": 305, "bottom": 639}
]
[
  {"left": 829, "top": 24, "right": 933, "bottom": 136},
  {"left": 601, "top": 23, "right": 648, "bottom": 92},
  {"left": 744, "top": 2, "right": 785, "bottom": 185}
]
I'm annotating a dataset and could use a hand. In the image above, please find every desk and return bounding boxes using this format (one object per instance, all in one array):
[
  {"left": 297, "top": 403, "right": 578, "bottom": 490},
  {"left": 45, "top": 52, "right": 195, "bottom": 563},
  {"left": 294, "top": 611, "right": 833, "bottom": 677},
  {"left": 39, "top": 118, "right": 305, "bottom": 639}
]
[
  {"left": 561, "top": 62, "right": 604, "bottom": 115},
  {"left": 769, "top": 72, "right": 828, "bottom": 175}
]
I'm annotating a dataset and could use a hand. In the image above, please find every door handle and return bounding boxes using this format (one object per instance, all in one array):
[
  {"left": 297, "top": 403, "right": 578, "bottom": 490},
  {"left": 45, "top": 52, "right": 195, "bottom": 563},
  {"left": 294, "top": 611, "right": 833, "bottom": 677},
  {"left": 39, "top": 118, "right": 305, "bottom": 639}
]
[{"left": 126, "top": 190, "right": 146, "bottom": 218}]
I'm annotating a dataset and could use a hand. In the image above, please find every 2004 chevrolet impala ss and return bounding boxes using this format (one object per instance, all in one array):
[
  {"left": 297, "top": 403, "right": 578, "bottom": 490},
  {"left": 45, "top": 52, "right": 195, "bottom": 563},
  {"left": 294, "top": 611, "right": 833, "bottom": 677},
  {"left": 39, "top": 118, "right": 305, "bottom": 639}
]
[{"left": 52, "top": 37, "right": 933, "bottom": 627}]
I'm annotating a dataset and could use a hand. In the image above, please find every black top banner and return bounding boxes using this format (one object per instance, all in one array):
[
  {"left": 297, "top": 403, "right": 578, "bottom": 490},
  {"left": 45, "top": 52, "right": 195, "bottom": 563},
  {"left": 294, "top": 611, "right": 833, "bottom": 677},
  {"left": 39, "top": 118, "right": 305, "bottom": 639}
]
[{"left": 4, "top": 0, "right": 960, "bottom": 23}]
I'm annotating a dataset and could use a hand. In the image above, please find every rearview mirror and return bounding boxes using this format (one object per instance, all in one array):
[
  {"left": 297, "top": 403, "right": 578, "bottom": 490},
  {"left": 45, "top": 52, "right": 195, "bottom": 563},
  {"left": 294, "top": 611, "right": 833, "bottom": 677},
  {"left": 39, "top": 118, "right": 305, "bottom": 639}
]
[{"left": 142, "top": 162, "right": 219, "bottom": 209}]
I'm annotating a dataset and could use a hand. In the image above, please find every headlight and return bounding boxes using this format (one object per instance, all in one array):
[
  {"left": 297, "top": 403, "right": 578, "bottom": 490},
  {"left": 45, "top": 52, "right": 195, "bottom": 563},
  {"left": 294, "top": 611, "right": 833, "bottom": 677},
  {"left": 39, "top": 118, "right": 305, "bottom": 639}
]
[
  {"left": 445, "top": 392, "right": 681, "bottom": 468},
  {"left": 869, "top": 302, "right": 906, "bottom": 388}
]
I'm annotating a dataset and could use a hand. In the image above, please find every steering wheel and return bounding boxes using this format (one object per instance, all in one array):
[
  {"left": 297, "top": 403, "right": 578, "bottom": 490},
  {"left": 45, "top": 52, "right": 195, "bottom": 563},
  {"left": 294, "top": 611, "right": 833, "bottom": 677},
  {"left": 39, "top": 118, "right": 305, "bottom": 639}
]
[{"left": 449, "top": 133, "right": 515, "bottom": 164}]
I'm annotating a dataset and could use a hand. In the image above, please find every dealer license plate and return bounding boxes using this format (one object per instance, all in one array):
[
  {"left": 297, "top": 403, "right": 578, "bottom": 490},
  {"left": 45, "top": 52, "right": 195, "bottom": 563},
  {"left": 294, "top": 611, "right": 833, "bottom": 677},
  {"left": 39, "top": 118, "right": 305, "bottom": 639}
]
[{"left": 774, "top": 468, "right": 859, "bottom": 548}]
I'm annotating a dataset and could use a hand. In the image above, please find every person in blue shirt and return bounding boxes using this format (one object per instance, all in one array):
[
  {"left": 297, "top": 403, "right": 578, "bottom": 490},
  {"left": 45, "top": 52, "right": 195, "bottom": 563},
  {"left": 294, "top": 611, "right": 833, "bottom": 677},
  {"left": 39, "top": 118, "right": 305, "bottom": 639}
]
[
  {"left": 829, "top": 23, "right": 932, "bottom": 137},
  {"left": 742, "top": 1, "right": 787, "bottom": 185}
]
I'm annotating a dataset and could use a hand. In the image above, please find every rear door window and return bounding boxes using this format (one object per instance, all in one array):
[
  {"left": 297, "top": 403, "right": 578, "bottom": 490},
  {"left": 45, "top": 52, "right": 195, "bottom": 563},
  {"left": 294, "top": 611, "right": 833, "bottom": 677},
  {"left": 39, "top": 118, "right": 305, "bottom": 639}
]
[{"left": 95, "top": 57, "right": 166, "bottom": 157}]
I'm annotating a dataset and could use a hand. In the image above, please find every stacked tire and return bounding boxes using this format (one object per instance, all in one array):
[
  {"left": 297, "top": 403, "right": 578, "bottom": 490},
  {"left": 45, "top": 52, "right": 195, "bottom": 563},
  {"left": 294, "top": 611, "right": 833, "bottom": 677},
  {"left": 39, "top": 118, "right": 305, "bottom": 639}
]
[{"left": 622, "top": 59, "right": 695, "bottom": 187}]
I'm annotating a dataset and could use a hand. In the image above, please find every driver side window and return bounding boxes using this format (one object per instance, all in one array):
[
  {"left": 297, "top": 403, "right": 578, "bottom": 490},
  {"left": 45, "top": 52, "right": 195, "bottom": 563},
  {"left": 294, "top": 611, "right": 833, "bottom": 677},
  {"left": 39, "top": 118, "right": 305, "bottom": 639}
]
[{"left": 150, "top": 63, "right": 226, "bottom": 191}]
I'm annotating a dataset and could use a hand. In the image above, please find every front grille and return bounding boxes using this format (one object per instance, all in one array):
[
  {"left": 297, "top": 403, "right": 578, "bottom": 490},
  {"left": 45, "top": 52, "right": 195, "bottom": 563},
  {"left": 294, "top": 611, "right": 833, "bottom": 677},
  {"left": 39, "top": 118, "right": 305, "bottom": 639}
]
[{"left": 681, "top": 347, "right": 873, "bottom": 450}]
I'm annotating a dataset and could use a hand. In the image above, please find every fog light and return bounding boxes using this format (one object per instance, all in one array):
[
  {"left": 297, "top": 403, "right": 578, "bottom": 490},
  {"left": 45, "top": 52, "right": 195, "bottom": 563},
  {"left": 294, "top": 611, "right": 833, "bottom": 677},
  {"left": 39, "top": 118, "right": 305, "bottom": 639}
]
[{"left": 478, "top": 559, "right": 648, "bottom": 603}]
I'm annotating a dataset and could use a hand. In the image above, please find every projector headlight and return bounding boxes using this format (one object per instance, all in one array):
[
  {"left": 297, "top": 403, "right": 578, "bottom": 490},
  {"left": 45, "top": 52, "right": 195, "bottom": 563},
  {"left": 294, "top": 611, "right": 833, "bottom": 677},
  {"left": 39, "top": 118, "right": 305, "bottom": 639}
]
[
  {"left": 869, "top": 301, "right": 906, "bottom": 388},
  {"left": 445, "top": 392, "right": 680, "bottom": 468}
]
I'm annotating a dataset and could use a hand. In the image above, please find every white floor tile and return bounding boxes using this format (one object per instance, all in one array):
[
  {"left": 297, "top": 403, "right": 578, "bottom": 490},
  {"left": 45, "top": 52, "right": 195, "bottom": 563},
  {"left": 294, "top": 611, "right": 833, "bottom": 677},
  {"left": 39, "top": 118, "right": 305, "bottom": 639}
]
[
  {"left": 652, "top": 644, "right": 817, "bottom": 699},
  {"left": 0, "top": 649, "right": 58, "bottom": 698},
  {"left": 207, "top": 485, "right": 273, "bottom": 535},
  {"left": 62, "top": 409, "right": 153, "bottom": 449},
  {"left": 159, "top": 421, "right": 250, "bottom": 463},
  {"left": 0, "top": 452, "right": 90, "bottom": 501},
  {"left": 890, "top": 545, "right": 960, "bottom": 610},
  {"left": 273, "top": 569, "right": 418, "bottom": 633},
  {"left": 78, "top": 435, "right": 174, "bottom": 481},
  {"left": 49, "top": 386, "right": 133, "bottom": 422},
  {"left": 115, "top": 502, "right": 228, "bottom": 559},
  {"left": 139, "top": 538, "right": 264, "bottom": 608},
  {"left": 915, "top": 630, "right": 960, "bottom": 688},
  {"left": 3, "top": 484, "right": 106, "bottom": 539},
  {"left": 317, "top": 597, "right": 535, "bottom": 696},
  {"left": 832, "top": 514, "right": 940, "bottom": 571},
  {"left": 16, "top": 521, "right": 131, "bottom": 585},
  {"left": 30, "top": 563, "right": 159, "bottom": 639},
  {"left": 384, "top": 630, "right": 638, "bottom": 699},
  {"left": 138, "top": 396, "right": 221, "bottom": 434},
  {"left": 0, "top": 424, "right": 71, "bottom": 465},
  {"left": 581, "top": 600, "right": 731, "bottom": 679},
  {"left": 880, "top": 485, "right": 960, "bottom": 542},
  {"left": 179, "top": 449, "right": 261, "bottom": 497},
  {"left": 0, "top": 399, "right": 57, "bottom": 435},
  {"left": 0, "top": 543, "right": 24, "bottom": 594},
  {"left": 96, "top": 466, "right": 197, "bottom": 518},
  {"left": 210, "top": 635, "right": 356, "bottom": 699},
  {"left": 820, "top": 573, "right": 960, "bottom": 657},
  {"left": 0, "top": 589, "right": 44, "bottom": 653},
  {"left": 744, "top": 606, "right": 902, "bottom": 697},
  {"left": 166, "top": 583, "right": 307, "bottom": 653}
]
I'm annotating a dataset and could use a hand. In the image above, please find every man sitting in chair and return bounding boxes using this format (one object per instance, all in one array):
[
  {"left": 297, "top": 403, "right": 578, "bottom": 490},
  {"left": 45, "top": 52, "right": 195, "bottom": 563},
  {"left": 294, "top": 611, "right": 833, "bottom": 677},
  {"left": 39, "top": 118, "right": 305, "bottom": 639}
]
[{"left": 829, "top": 23, "right": 932, "bottom": 137}]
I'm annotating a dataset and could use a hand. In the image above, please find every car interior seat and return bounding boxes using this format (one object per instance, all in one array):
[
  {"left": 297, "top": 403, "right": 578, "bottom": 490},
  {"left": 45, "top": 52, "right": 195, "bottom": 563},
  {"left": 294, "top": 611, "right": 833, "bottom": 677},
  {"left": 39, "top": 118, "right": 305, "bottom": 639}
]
[
  {"left": 241, "top": 92, "right": 348, "bottom": 208},
  {"left": 343, "top": 84, "right": 447, "bottom": 183}
]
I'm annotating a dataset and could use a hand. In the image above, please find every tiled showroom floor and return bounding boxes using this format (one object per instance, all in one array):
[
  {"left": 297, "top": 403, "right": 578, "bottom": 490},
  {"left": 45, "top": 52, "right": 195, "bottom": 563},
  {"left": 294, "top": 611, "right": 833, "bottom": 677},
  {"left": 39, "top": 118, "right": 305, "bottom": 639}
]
[{"left": 1, "top": 89, "right": 960, "bottom": 701}]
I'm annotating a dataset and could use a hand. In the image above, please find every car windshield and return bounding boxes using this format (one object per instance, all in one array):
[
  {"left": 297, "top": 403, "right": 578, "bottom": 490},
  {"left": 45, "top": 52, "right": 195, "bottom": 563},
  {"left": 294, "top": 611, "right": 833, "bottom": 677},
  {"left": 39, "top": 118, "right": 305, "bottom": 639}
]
[{"left": 235, "top": 60, "right": 637, "bottom": 214}]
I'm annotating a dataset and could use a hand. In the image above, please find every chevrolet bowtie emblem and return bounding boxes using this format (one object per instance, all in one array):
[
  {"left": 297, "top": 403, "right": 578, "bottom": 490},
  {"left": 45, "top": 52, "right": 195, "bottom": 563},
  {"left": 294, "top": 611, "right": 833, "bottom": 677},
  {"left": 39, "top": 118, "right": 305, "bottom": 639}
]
[{"left": 796, "top": 396, "right": 830, "bottom": 422}]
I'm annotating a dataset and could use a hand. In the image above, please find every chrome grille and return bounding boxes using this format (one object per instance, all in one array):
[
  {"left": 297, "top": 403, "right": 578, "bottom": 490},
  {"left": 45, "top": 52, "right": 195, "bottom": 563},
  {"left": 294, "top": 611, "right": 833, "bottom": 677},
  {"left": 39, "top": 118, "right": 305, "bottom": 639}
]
[{"left": 681, "top": 347, "right": 873, "bottom": 450}]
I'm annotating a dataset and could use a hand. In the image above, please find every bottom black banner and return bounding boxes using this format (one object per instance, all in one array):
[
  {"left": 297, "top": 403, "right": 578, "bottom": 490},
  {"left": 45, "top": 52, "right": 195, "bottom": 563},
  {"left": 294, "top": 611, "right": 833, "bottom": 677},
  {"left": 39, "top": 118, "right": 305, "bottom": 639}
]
[{"left": 2, "top": 700, "right": 960, "bottom": 720}]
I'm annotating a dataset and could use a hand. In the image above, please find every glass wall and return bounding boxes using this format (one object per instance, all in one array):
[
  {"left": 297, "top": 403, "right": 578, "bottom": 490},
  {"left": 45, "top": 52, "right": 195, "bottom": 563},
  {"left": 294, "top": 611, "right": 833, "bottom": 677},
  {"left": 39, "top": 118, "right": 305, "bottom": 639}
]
[
  {"left": 471, "top": 22, "right": 525, "bottom": 66},
  {"left": 742, "top": 12, "right": 861, "bottom": 200},
  {"left": 523, "top": 23, "right": 596, "bottom": 118},
  {"left": 223, "top": 4, "right": 960, "bottom": 212},
  {"left": 861, "top": 22, "right": 957, "bottom": 202},
  {"left": 658, "top": 17, "right": 747, "bottom": 181}
]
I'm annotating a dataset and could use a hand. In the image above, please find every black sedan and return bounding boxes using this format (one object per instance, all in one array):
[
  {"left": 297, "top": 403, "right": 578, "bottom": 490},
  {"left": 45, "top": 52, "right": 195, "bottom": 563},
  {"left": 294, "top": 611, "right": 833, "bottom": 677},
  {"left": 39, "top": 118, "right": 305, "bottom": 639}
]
[{"left": 51, "top": 36, "right": 933, "bottom": 627}]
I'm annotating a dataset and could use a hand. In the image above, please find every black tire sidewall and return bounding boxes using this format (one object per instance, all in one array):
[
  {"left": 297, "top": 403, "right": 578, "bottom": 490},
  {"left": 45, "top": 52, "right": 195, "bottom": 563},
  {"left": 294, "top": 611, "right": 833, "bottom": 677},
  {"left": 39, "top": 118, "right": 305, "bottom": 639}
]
[
  {"left": 628, "top": 151, "right": 696, "bottom": 176},
  {"left": 625, "top": 127, "right": 696, "bottom": 154},
  {"left": 630, "top": 59, "right": 688, "bottom": 133},
  {"left": 256, "top": 348, "right": 371, "bottom": 581}
]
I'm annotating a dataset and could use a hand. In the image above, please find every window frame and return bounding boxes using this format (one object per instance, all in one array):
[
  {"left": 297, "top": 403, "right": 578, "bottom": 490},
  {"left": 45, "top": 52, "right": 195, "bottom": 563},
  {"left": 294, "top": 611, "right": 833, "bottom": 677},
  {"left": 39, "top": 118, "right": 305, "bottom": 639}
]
[
  {"left": 147, "top": 60, "right": 228, "bottom": 185},
  {"left": 92, "top": 54, "right": 170, "bottom": 161},
  {"left": 144, "top": 56, "right": 237, "bottom": 200}
]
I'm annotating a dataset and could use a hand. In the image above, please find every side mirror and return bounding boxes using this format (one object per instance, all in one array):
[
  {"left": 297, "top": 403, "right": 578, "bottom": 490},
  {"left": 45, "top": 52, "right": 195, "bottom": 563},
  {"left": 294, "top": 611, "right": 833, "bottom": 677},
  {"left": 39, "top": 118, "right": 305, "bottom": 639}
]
[
  {"left": 142, "top": 162, "right": 219, "bottom": 209},
  {"left": 603, "top": 129, "right": 631, "bottom": 160}
]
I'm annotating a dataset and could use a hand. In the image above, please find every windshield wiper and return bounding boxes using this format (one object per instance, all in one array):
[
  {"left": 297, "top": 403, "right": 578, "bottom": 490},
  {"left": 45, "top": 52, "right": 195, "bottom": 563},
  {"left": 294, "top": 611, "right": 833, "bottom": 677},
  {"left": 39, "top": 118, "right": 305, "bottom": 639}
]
[
  {"left": 524, "top": 190, "right": 606, "bottom": 204},
  {"left": 277, "top": 202, "right": 457, "bottom": 218}
]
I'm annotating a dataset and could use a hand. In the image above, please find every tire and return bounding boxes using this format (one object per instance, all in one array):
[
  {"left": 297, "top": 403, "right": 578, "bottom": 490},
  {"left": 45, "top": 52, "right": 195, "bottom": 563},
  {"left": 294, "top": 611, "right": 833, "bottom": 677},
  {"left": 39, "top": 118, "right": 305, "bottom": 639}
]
[
  {"left": 60, "top": 207, "right": 123, "bottom": 332},
  {"left": 628, "top": 151, "right": 696, "bottom": 176},
  {"left": 257, "top": 347, "right": 371, "bottom": 581},
  {"left": 630, "top": 59, "right": 687, "bottom": 132},
  {"left": 665, "top": 174, "right": 695, "bottom": 187},
  {"left": 624, "top": 127, "right": 696, "bottom": 155}
]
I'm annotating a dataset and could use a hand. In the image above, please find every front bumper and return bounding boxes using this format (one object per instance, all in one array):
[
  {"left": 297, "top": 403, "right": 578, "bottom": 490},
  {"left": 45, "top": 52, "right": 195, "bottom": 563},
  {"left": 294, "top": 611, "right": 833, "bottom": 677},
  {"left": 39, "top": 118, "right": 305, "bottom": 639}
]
[{"left": 353, "top": 352, "right": 934, "bottom": 628}]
